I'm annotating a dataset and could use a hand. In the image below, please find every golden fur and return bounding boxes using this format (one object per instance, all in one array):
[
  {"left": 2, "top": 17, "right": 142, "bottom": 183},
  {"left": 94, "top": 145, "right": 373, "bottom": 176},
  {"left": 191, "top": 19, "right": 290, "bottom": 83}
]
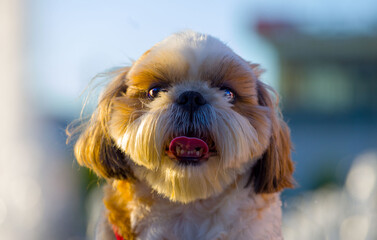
[
  {"left": 104, "top": 180, "right": 135, "bottom": 239},
  {"left": 68, "top": 31, "right": 294, "bottom": 239}
]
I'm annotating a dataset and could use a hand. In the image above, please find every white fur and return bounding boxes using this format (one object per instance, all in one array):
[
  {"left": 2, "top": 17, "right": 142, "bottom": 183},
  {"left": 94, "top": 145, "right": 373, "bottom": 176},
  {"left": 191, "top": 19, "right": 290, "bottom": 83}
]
[{"left": 130, "top": 177, "right": 283, "bottom": 240}]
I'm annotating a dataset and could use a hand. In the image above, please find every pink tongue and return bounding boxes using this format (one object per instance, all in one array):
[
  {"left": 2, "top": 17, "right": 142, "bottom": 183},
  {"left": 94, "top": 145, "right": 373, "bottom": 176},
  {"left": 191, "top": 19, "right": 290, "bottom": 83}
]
[{"left": 169, "top": 136, "right": 209, "bottom": 158}]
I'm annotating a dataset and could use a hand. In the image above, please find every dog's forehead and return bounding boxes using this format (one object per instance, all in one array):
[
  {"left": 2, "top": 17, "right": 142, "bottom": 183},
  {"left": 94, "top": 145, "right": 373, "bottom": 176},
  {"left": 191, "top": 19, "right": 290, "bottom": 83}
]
[{"left": 126, "top": 31, "right": 253, "bottom": 89}]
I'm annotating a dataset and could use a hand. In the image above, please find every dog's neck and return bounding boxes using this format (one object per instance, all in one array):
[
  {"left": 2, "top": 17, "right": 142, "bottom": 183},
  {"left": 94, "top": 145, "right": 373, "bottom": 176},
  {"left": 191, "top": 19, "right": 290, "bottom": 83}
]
[{"left": 103, "top": 173, "right": 283, "bottom": 240}]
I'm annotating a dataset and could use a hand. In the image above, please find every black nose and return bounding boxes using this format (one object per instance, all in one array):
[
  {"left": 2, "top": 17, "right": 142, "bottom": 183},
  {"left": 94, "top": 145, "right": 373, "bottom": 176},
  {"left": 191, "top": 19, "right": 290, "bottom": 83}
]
[{"left": 176, "top": 91, "right": 207, "bottom": 112}]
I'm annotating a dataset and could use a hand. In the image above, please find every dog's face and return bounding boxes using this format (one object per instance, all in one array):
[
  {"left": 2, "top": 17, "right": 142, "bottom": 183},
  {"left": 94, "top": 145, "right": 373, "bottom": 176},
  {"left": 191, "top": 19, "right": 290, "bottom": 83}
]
[{"left": 73, "top": 31, "right": 294, "bottom": 203}]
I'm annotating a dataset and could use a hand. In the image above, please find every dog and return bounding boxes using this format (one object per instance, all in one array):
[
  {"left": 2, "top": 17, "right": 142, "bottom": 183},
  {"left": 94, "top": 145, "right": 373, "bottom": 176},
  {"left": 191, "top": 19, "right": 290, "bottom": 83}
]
[{"left": 71, "top": 31, "right": 294, "bottom": 240}]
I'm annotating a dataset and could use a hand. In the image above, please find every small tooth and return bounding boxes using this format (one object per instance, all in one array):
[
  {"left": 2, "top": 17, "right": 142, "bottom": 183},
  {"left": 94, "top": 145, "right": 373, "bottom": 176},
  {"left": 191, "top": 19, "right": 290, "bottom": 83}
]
[
  {"left": 196, "top": 151, "right": 200, "bottom": 156},
  {"left": 181, "top": 150, "right": 185, "bottom": 155},
  {"left": 199, "top": 149, "right": 203, "bottom": 155}
]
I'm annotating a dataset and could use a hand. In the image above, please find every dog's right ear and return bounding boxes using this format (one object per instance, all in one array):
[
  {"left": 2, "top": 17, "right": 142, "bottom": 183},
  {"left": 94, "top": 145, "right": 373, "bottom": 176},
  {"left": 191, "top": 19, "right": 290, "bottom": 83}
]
[
  {"left": 69, "top": 67, "right": 133, "bottom": 179},
  {"left": 250, "top": 79, "right": 295, "bottom": 193}
]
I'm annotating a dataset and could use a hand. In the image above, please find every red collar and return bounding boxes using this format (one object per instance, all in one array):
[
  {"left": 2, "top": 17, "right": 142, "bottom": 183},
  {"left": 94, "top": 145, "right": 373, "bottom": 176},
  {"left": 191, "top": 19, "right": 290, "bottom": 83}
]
[{"left": 112, "top": 226, "right": 124, "bottom": 240}]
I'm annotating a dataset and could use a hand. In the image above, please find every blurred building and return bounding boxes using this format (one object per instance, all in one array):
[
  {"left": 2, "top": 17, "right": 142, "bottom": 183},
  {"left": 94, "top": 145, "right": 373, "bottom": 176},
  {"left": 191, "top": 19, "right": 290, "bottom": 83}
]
[{"left": 256, "top": 18, "right": 377, "bottom": 191}]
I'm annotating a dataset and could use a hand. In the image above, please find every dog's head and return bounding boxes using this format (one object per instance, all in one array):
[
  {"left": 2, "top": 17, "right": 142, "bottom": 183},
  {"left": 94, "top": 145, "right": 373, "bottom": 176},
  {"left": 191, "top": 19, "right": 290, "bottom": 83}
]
[{"left": 72, "top": 31, "right": 294, "bottom": 203}]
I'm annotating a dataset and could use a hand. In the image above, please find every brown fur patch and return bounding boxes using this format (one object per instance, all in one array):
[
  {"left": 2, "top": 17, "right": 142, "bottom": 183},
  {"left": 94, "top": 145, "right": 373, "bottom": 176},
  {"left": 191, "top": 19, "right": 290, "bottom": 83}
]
[
  {"left": 247, "top": 80, "right": 295, "bottom": 193},
  {"left": 127, "top": 50, "right": 190, "bottom": 90},
  {"left": 104, "top": 180, "right": 136, "bottom": 239},
  {"left": 199, "top": 57, "right": 258, "bottom": 104},
  {"left": 255, "top": 193, "right": 278, "bottom": 219}
]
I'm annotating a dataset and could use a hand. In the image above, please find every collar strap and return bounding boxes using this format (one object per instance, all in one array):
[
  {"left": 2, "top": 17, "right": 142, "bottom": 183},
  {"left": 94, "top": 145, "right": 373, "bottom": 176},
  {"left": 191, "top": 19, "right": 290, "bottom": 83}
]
[{"left": 112, "top": 225, "right": 124, "bottom": 240}]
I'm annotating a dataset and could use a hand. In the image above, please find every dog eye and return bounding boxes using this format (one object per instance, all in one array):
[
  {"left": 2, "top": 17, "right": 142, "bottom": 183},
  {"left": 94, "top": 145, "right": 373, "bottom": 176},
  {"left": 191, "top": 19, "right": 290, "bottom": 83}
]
[
  {"left": 148, "top": 87, "right": 166, "bottom": 99},
  {"left": 221, "top": 87, "right": 235, "bottom": 102}
]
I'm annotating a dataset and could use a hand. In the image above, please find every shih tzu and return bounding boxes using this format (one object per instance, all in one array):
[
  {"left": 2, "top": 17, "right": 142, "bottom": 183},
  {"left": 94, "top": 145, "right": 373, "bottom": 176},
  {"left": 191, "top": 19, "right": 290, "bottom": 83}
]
[{"left": 71, "top": 31, "right": 294, "bottom": 240}]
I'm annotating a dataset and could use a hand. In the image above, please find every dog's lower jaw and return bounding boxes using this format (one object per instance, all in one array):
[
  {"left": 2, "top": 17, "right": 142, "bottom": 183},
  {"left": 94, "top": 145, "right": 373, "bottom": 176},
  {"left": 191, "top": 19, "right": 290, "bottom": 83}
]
[{"left": 101, "top": 174, "right": 284, "bottom": 240}]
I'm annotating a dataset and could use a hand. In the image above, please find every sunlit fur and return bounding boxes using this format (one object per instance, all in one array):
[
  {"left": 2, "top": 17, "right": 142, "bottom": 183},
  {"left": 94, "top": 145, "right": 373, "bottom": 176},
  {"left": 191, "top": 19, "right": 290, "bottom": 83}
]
[{"left": 69, "top": 31, "right": 294, "bottom": 239}]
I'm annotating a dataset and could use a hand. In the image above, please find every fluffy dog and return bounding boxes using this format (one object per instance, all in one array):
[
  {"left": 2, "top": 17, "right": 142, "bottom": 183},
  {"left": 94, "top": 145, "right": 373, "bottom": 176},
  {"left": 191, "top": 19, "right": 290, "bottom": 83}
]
[{"left": 71, "top": 31, "right": 294, "bottom": 240}]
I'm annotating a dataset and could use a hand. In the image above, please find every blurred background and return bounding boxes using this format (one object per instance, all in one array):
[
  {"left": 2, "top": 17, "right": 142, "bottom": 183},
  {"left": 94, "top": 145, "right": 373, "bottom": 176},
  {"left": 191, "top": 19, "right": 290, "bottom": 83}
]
[{"left": 1, "top": 0, "right": 376, "bottom": 239}]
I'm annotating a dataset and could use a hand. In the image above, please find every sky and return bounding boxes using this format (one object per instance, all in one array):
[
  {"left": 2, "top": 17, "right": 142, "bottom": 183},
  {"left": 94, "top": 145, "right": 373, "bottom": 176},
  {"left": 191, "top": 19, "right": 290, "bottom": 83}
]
[
  {"left": 27, "top": 0, "right": 277, "bottom": 117},
  {"left": 26, "top": 0, "right": 377, "bottom": 118}
]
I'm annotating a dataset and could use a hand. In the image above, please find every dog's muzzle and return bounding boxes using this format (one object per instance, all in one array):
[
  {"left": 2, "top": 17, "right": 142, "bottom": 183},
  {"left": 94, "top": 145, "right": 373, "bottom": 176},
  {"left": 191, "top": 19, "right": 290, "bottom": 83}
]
[{"left": 164, "top": 91, "right": 217, "bottom": 165}]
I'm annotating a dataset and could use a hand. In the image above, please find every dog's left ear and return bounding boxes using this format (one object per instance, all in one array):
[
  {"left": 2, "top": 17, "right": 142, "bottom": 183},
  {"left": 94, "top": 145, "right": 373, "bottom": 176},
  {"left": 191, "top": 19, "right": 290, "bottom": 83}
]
[
  {"left": 68, "top": 68, "right": 133, "bottom": 179},
  {"left": 248, "top": 65, "right": 295, "bottom": 193}
]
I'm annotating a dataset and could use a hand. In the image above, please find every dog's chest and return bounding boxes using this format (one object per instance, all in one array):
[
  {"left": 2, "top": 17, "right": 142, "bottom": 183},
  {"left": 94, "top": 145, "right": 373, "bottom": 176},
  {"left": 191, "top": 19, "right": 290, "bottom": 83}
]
[
  {"left": 128, "top": 189, "right": 283, "bottom": 240},
  {"left": 131, "top": 202, "right": 227, "bottom": 240}
]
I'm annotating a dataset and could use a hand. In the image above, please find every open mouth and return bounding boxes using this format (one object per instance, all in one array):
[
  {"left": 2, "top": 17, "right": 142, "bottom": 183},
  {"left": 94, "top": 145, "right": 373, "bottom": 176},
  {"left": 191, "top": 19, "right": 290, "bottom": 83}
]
[{"left": 165, "top": 136, "right": 217, "bottom": 166}]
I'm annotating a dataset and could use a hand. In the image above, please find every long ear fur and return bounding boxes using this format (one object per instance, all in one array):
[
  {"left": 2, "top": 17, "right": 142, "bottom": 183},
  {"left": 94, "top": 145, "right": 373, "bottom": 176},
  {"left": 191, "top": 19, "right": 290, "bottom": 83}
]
[
  {"left": 248, "top": 69, "right": 295, "bottom": 193},
  {"left": 67, "top": 68, "right": 133, "bottom": 179}
]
